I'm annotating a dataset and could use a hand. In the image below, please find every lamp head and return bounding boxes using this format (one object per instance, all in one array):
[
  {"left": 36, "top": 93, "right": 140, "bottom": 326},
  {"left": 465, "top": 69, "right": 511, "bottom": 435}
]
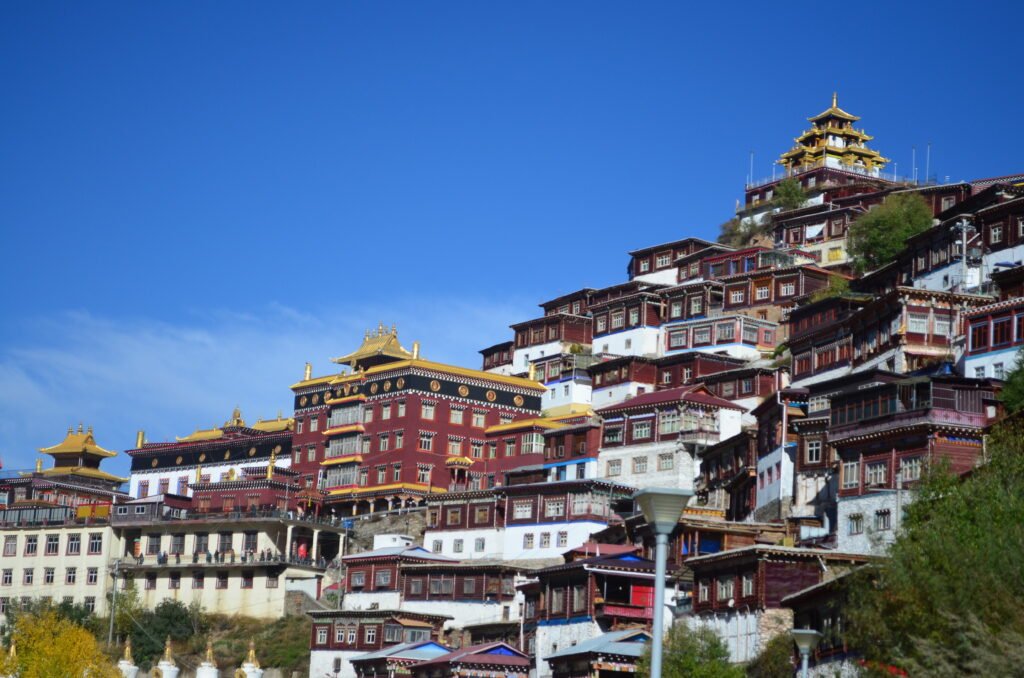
[
  {"left": 790, "top": 628, "right": 822, "bottom": 654},
  {"left": 632, "top": 487, "right": 693, "bottom": 535}
]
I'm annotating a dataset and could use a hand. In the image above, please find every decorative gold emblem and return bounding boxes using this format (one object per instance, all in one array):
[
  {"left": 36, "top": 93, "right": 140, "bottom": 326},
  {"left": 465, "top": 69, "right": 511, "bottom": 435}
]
[
  {"left": 175, "top": 456, "right": 183, "bottom": 465},
  {"left": 199, "top": 453, "right": 206, "bottom": 462},
  {"left": 248, "top": 447, "right": 256, "bottom": 457},
  {"left": 273, "top": 445, "right": 282, "bottom": 454},
  {"left": 486, "top": 390, "right": 497, "bottom": 402},
  {"left": 383, "top": 380, "right": 392, "bottom": 392},
  {"left": 224, "top": 450, "right": 231, "bottom": 460},
  {"left": 300, "top": 396, "right": 308, "bottom": 406},
  {"left": 458, "top": 385, "right": 469, "bottom": 397},
  {"left": 396, "top": 378, "right": 405, "bottom": 389},
  {"left": 430, "top": 380, "right": 441, "bottom": 392},
  {"left": 312, "top": 394, "right": 320, "bottom": 404},
  {"left": 151, "top": 458, "right": 158, "bottom": 468},
  {"left": 336, "top": 388, "right": 344, "bottom": 398},
  {"left": 352, "top": 385, "right": 360, "bottom": 394},
  {"left": 370, "top": 383, "right": 379, "bottom": 394},
  {"left": 514, "top": 395, "right": 524, "bottom": 407}
]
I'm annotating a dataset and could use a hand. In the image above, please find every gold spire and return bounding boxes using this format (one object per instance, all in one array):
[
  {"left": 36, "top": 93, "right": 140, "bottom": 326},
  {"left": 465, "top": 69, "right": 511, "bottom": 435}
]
[
  {"left": 246, "top": 639, "right": 260, "bottom": 668},
  {"left": 162, "top": 637, "right": 175, "bottom": 666},
  {"left": 267, "top": 448, "right": 277, "bottom": 480},
  {"left": 35, "top": 458, "right": 42, "bottom": 473},
  {"left": 205, "top": 639, "right": 217, "bottom": 667},
  {"left": 332, "top": 325, "right": 412, "bottom": 369},
  {"left": 304, "top": 362, "right": 312, "bottom": 381},
  {"left": 224, "top": 406, "right": 246, "bottom": 428},
  {"left": 832, "top": 91, "right": 838, "bottom": 108},
  {"left": 77, "top": 423, "right": 83, "bottom": 434},
  {"left": 123, "top": 638, "right": 133, "bottom": 663}
]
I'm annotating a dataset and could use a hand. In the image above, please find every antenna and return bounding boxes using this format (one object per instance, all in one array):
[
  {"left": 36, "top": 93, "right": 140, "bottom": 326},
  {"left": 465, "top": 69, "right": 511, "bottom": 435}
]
[
  {"left": 749, "top": 151, "right": 754, "bottom": 187},
  {"left": 911, "top": 146, "right": 917, "bottom": 183},
  {"left": 925, "top": 142, "right": 931, "bottom": 183}
]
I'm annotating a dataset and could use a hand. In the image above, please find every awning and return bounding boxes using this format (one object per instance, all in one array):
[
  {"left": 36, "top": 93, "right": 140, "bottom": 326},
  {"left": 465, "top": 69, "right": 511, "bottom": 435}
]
[{"left": 805, "top": 223, "right": 826, "bottom": 239}]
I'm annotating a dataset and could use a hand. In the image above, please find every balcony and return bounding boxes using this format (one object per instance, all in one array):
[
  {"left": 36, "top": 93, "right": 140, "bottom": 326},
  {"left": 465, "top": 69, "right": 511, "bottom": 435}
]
[
  {"left": 830, "top": 407, "right": 986, "bottom": 442},
  {"left": 676, "top": 426, "right": 721, "bottom": 446},
  {"left": 594, "top": 601, "right": 653, "bottom": 623}
]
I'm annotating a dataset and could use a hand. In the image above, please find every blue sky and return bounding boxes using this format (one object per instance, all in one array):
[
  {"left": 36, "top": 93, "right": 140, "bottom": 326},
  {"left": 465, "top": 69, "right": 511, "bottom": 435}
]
[{"left": 2, "top": 1, "right": 1022, "bottom": 476}]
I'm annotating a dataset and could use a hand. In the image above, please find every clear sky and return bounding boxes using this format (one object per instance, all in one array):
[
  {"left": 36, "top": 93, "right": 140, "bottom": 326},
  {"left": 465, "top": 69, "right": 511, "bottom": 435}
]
[{"left": 2, "top": 1, "right": 1021, "bottom": 476}]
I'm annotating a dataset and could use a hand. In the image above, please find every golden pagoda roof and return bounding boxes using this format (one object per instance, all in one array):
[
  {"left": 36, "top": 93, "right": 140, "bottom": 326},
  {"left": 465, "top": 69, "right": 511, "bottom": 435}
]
[
  {"left": 31, "top": 465, "right": 128, "bottom": 483},
  {"left": 808, "top": 92, "right": 860, "bottom": 122},
  {"left": 176, "top": 427, "right": 225, "bottom": 442},
  {"left": 328, "top": 357, "right": 546, "bottom": 392},
  {"left": 332, "top": 323, "right": 412, "bottom": 367},
  {"left": 250, "top": 415, "right": 294, "bottom": 433},
  {"left": 290, "top": 373, "right": 336, "bottom": 390},
  {"left": 39, "top": 425, "right": 116, "bottom": 458},
  {"left": 445, "top": 456, "right": 475, "bottom": 467}
]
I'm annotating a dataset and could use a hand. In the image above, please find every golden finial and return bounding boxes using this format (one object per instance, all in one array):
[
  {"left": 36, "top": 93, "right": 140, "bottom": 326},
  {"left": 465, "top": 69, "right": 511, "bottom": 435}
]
[
  {"left": 365, "top": 328, "right": 371, "bottom": 340},
  {"left": 162, "top": 636, "right": 175, "bottom": 665},
  {"left": 123, "top": 637, "right": 133, "bottom": 663},
  {"left": 205, "top": 639, "right": 217, "bottom": 667},
  {"left": 304, "top": 362, "right": 312, "bottom": 381},
  {"left": 67, "top": 425, "right": 73, "bottom": 435},
  {"left": 377, "top": 321, "right": 386, "bottom": 336},
  {"left": 391, "top": 323, "right": 397, "bottom": 336},
  {"left": 267, "top": 449, "right": 276, "bottom": 480},
  {"left": 77, "top": 422, "right": 84, "bottom": 434},
  {"left": 412, "top": 341, "right": 421, "bottom": 360},
  {"left": 246, "top": 639, "right": 260, "bottom": 668},
  {"left": 832, "top": 91, "right": 838, "bottom": 108},
  {"left": 35, "top": 458, "right": 42, "bottom": 473}
]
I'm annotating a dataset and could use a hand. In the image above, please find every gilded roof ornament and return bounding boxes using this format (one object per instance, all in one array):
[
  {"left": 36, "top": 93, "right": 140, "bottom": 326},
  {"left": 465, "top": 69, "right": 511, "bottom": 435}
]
[
  {"left": 205, "top": 639, "right": 217, "bottom": 667},
  {"left": 123, "top": 638, "right": 133, "bottom": 663},
  {"left": 246, "top": 639, "right": 260, "bottom": 668},
  {"left": 162, "top": 636, "right": 175, "bottom": 666}
]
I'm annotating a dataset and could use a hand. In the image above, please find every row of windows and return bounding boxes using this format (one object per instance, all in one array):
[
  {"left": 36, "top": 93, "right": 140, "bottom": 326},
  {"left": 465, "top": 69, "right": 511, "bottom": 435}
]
[
  {"left": 142, "top": 531, "right": 258, "bottom": 556},
  {"left": 666, "top": 324, "right": 774, "bottom": 349},
  {"left": 1, "top": 533, "right": 102, "bottom": 557},
  {"left": 0, "top": 566, "right": 100, "bottom": 586},
  {"left": 603, "top": 411, "right": 718, "bottom": 444},
  {"left": 969, "top": 315, "right": 1024, "bottom": 352},
  {"left": 605, "top": 453, "right": 675, "bottom": 476},
  {"left": 0, "top": 595, "right": 97, "bottom": 615},
  {"left": 142, "top": 570, "right": 274, "bottom": 590},
  {"left": 841, "top": 457, "right": 922, "bottom": 490},
  {"left": 594, "top": 306, "right": 650, "bottom": 334},
  {"left": 697, "top": 573, "right": 755, "bottom": 602},
  {"left": 847, "top": 510, "right": 892, "bottom": 535},
  {"left": 521, "top": 531, "right": 570, "bottom": 550},
  {"left": 313, "top": 623, "right": 430, "bottom": 646}
]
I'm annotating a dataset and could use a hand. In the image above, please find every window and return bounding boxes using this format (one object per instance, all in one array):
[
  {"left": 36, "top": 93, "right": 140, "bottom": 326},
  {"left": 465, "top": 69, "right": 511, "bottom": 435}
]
[
  {"left": 419, "top": 432, "right": 434, "bottom": 451},
  {"left": 632, "top": 421, "right": 651, "bottom": 439},
  {"left": 350, "top": 571, "right": 365, "bottom": 588},
  {"left": 934, "top": 316, "right": 951, "bottom": 337},
  {"left": 540, "top": 532, "right": 551, "bottom": 548},
  {"left": 698, "top": 580, "right": 709, "bottom": 602},
  {"left": 475, "top": 537, "right": 486, "bottom": 552},
  {"left": 44, "top": 535, "right": 59, "bottom": 555},
  {"left": 638, "top": 259, "right": 650, "bottom": 272},
  {"left": 316, "top": 627, "right": 328, "bottom": 645},
  {"left": 169, "top": 572, "right": 181, "bottom": 590},
  {"left": 381, "top": 403, "right": 391, "bottom": 420},
  {"left": 717, "top": 576, "right": 734, "bottom": 600},
  {"left": 994, "top": 319, "right": 1012, "bottom": 345},
  {"left": 0, "top": 570, "right": 10, "bottom": 586},
  {"left": 88, "top": 533, "right": 102, "bottom": 555},
  {"left": 848, "top": 513, "right": 864, "bottom": 535},
  {"left": 716, "top": 323, "right": 735, "bottom": 341},
  {"left": 2, "top": 537, "right": 14, "bottom": 557},
  {"left": 730, "top": 289, "right": 744, "bottom": 303},
  {"left": 694, "top": 327, "right": 711, "bottom": 344},
  {"left": 422, "top": 402, "right": 435, "bottom": 420},
  {"left": 611, "top": 310, "right": 625, "bottom": 329},
  {"left": 659, "top": 410, "right": 680, "bottom": 434},
  {"left": 83, "top": 596, "right": 95, "bottom": 613},
  {"left": 995, "top": 363, "right": 1006, "bottom": 380},
  {"left": 842, "top": 460, "right": 860, "bottom": 489},
  {"left": 193, "top": 571, "right": 205, "bottom": 589},
  {"left": 87, "top": 567, "right": 98, "bottom": 585},
  {"left": 596, "top": 316, "right": 607, "bottom": 333},
  {"left": 375, "top": 570, "right": 391, "bottom": 588},
  {"left": 472, "top": 411, "right": 486, "bottom": 428},
  {"left": 44, "top": 567, "right": 54, "bottom": 585},
  {"left": 392, "top": 463, "right": 401, "bottom": 482},
  {"left": 656, "top": 253, "right": 672, "bottom": 268},
  {"left": 24, "top": 536, "right": 37, "bottom": 556},
  {"left": 690, "top": 297, "right": 703, "bottom": 315},
  {"left": 22, "top": 569, "right": 33, "bottom": 585},
  {"left": 670, "top": 301, "right": 683, "bottom": 318},
  {"left": 628, "top": 308, "right": 640, "bottom": 326},
  {"left": 866, "top": 462, "right": 887, "bottom": 486},
  {"left": 397, "top": 401, "right": 406, "bottom": 417},
  {"left": 216, "top": 572, "right": 228, "bottom": 589},
  {"left": 991, "top": 224, "right": 1004, "bottom": 244},
  {"left": 975, "top": 366, "right": 986, "bottom": 379},
  {"left": 668, "top": 329, "right": 688, "bottom": 349},
  {"left": 544, "top": 499, "right": 565, "bottom": 518},
  {"left": 632, "top": 456, "right": 648, "bottom": 474},
  {"left": 523, "top": 533, "right": 535, "bottom": 549},
  {"left": 453, "top": 539, "right": 463, "bottom": 553},
  {"left": 362, "top": 407, "right": 373, "bottom": 424},
  {"left": 379, "top": 434, "right": 390, "bottom": 452},
  {"left": 449, "top": 407, "right": 464, "bottom": 425},
  {"left": 742, "top": 574, "right": 754, "bottom": 597},
  {"left": 875, "top": 510, "right": 892, "bottom": 531},
  {"left": 606, "top": 459, "right": 622, "bottom": 476},
  {"left": 971, "top": 323, "right": 989, "bottom": 350},
  {"left": 418, "top": 466, "right": 431, "bottom": 484},
  {"left": 65, "top": 567, "right": 76, "bottom": 584},
  {"left": 908, "top": 313, "right": 929, "bottom": 334},
  {"left": 806, "top": 440, "right": 822, "bottom": 464},
  {"left": 513, "top": 501, "right": 533, "bottom": 520},
  {"left": 657, "top": 453, "right": 674, "bottom": 471},
  {"left": 900, "top": 457, "right": 922, "bottom": 482},
  {"left": 431, "top": 540, "right": 442, "bottom": 553},
  {"left": 550, "top": 588, "right": 565, "bottom": 613}
]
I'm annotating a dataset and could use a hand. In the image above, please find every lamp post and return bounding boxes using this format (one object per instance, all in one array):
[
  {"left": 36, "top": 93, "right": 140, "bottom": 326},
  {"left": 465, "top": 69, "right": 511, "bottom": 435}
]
[
  {"left": 633, "top": 488, "right": 693, "bottom": 678},
  {"left": 790, "top": 628, "right": 822, "bottom": 678}
]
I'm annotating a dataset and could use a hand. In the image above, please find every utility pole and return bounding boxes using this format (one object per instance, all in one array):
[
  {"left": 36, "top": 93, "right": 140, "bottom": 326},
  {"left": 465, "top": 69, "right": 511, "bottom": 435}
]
[{"left": 107, "top": 559, "right": 120, "bottom": 646}]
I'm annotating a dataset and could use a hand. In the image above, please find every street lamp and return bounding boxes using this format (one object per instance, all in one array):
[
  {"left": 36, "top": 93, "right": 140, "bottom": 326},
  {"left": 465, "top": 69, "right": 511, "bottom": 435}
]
[
  {"left": 790, "top": 628, "right": 822, "bottom": 678},
  {"left": 633, "top": 488, "right": 693, "bottom": 678}
]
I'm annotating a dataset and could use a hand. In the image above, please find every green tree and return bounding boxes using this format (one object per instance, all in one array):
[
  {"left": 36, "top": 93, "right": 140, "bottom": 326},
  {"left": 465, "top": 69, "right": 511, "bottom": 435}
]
[
  {"left": 771, "top": 178, "right": 807, "bottom": 212},
  {"left": 0, "top": 608, "right": 119, "bottom": 678},
  {"left": 844, "top": 418, "right": 1024, "bottom": 675},
  {"left": 847, "top": 193, "right": 933, "bottom": 273},
  {"left": 745, "top": 633, "right": 794, "bottom": 678},
  {"left": 2, "top": 598, "right": 101, "bottom": 643},
  {"left": 998, "top": 353, "right": 1024, "bottom": 413},
  {"left": 121, "top": 598, "right": 207, "bottom": 669},
  {"left": 808, "top": 275, "right": 850, "bottom": 303},
  {"left": 636, "top": 624, "right": 743, "bottom": 678}
]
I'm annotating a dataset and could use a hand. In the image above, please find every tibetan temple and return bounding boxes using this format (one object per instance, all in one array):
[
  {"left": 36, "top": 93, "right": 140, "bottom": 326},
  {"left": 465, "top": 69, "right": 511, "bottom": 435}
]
[{"left": 778, "top": 93, "right": 889, "bottom": 175}]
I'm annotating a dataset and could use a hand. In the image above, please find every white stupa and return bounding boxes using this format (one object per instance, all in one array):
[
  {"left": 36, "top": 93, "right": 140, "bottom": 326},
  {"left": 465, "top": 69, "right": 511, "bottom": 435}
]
[
  {"left": 196, "top": 640, "right": 220, "bottom": 678},
  {"left": 152, "top": 637, "right": 180, "bottom": 678},
  {"left": 116, "top": 638, "right": 138, "bottom": 678},
  {"left": 234, "top": 640, "right": 264, "bottom": 678}
]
